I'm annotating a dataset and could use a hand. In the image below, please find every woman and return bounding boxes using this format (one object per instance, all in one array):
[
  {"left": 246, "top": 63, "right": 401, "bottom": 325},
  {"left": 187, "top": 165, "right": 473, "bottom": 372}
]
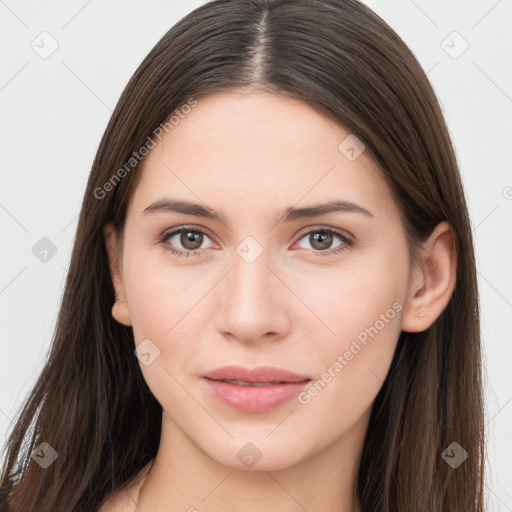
[{"left": 0, "top": 0, "right": 485, "bottom": 510}]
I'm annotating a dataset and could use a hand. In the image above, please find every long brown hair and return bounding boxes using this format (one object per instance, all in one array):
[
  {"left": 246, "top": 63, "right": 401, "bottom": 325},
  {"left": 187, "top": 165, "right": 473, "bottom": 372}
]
[{"left": 0, "top": 0, "right": 484, "bottom": 510}]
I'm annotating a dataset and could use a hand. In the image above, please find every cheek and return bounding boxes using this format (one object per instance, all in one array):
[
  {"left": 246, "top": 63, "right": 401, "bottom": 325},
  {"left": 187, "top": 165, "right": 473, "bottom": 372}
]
[
  {"left": 291, "top": 246, "right": 407, "bottom": 430},
  {"left": 285, "top": 237, "right": 407, "bottom": 345},
  {"left": 123, "top": 242, "right": 206, "bottom": 336},
  {"left": 122, "top": 253, "right": 215, "bottom": 412},
  {"left": 290, "top": 284, "right": 403, "bottom": 447},
  {"left": 122, "top": 247, "right": 221, "bottom": 382}
]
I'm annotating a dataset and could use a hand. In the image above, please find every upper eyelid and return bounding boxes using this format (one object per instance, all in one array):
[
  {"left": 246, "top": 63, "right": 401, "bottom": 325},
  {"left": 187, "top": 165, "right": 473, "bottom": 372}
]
[
  {"left": 162, "top": 225, "right": 214, "bottom": 242},
  {"left": 295, "top": 225, "right": 353, "bottom": 240}
]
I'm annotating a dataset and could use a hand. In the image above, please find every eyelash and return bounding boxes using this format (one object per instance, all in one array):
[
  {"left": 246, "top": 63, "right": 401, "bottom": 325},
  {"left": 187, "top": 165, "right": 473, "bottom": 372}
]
[{"left": 159, "top": 226, "right": 354, "bottom": 258}]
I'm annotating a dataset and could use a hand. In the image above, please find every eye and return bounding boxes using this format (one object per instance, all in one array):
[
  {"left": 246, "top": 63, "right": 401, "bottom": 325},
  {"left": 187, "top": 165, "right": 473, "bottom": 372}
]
[
  {"left": 160, "top": 226, "right": 354, "bottom": 258},
  {"left": 294, "top": 227, "right": 353, "bottom": 256},
  {"left": 160, "top": 227, "right": 215, "bottom": 257}
]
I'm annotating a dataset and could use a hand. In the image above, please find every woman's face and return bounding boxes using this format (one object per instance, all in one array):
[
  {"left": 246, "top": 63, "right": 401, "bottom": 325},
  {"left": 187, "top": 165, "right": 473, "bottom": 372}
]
[{"left": 109, "top": 90, "right": 414, "bottom": 470}]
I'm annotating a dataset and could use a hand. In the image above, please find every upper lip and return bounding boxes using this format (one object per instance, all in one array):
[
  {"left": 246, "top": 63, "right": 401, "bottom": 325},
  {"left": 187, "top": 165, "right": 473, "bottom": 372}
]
[{"left": 202, "top": 365, "right": 312, "bottom": 383}]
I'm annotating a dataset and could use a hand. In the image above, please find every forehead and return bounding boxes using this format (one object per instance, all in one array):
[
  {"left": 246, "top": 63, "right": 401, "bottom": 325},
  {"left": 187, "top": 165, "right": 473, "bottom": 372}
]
[{"left": 128, "top": 91, "right": 398, "bottom": 222}]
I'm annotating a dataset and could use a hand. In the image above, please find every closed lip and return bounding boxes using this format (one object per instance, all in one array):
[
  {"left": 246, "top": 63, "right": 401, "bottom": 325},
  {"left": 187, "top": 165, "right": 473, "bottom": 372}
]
[{"left": 201, "top": 365, "right": 312, "bottom": 384}]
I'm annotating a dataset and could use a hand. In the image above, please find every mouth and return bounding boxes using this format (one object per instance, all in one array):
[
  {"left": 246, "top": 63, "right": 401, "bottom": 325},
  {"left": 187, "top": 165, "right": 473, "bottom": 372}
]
[
  {"left": 201, "top": 366, "right": 312, "bottom": 413},
  {"left": 210, "top": 379, "right": 296, "bottom": 387},
  {"left": 201, "top": 365, "right": 312, "bottom": 384}
]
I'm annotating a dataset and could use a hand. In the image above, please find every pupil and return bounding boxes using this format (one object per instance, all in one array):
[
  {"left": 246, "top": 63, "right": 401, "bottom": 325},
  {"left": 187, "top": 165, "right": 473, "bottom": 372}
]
[
  {"left": 182, "top": 231, "right": 202, "bottom": 250},
  {"left": 312, "top": 231, "right": 332, "bottom": 250}
]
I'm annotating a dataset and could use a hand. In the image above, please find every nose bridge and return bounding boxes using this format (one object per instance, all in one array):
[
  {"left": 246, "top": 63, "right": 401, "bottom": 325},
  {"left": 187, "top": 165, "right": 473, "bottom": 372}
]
[
  {"left": 215, "top": 237, "right": 290, "bottom": 341},
  {"left": 229, "top": 240, "right": 276, "bottom": 310}
]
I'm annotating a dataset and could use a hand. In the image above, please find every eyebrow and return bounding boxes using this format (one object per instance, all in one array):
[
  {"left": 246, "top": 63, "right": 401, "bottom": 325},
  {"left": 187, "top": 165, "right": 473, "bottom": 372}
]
[{"left": 142, "top": 198, "right": 374, "bottom": 223}]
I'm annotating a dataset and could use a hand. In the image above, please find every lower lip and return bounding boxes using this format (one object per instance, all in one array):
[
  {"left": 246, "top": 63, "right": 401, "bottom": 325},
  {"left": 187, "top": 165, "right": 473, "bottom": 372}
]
[{"left": 202, "top": 378, "right": 311, "bottom": 413}]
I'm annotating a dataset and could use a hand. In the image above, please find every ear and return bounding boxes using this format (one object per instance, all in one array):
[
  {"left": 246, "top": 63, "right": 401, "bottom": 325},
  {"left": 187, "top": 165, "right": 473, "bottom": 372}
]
[
  {"left": 103, "top": 222, "right": 132, "bottom": 327},
  {"left": 401, "top": 221, "right": 458, "bottom": 333}
]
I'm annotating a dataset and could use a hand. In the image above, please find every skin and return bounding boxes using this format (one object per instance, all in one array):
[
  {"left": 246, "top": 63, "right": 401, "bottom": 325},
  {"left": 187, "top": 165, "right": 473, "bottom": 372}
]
[{"left": 101, "top": 90, "right": 457, "bottom": 511}]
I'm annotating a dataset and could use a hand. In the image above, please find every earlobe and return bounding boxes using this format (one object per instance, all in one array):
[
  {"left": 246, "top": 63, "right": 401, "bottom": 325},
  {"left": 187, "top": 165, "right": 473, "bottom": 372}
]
[
  {"left": 103, "top": 222, "right": 132, "bottom": 327},
  {"left": 401, "top": 221, "right": 458, "bottom": 333},
  {"left": 111, "top": 298, "right": 132, "bottom": 327}
]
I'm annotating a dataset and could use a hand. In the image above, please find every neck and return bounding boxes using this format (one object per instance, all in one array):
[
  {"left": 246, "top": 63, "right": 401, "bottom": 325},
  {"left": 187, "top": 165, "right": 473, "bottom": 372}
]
[{"left": 135, "top": 408, "right": 370, "bottom": 512}]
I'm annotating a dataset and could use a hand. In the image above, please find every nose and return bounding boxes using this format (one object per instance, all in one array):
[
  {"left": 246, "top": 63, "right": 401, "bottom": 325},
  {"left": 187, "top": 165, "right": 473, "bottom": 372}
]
[{"left": 214, "top": 248, "right": 292, "bottom": 345}]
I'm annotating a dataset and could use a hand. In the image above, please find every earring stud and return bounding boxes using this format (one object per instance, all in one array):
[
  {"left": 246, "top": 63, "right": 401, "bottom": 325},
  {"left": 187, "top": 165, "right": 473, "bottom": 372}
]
[{"left": 417, "top": 312, "right": 424, "bottom": 318}]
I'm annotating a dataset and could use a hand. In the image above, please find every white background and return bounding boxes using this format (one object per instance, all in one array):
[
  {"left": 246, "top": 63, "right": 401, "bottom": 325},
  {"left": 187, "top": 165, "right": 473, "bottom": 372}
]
[{"left": 1, "top": 0, "right": 511, "bottom": 509}]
